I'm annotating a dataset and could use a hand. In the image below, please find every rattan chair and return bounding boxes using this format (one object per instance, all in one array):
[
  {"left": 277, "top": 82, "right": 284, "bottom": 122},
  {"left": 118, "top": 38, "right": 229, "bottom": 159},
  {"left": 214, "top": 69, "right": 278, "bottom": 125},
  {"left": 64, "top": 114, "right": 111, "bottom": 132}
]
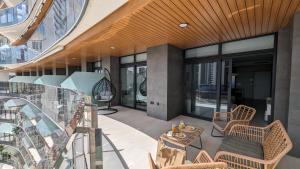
[
  {"left": 211, "top": 105, "right": 256, "bottom": 137},
  {"left": 214, "top": 120, "right": 293, "bottom": 169},
  {"left": 149, "top": 139, "right": 186, "bottom": 169},
  {"left": 149, "top": 149, "right": 227, "bottom": 169}
]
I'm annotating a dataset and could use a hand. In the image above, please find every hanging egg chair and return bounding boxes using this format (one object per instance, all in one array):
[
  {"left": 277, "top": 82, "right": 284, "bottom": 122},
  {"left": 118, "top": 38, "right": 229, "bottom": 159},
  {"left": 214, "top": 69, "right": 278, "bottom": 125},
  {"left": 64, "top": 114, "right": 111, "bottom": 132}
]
[{"left": 92, "top": 68, "right": 118, "bottom": 114}]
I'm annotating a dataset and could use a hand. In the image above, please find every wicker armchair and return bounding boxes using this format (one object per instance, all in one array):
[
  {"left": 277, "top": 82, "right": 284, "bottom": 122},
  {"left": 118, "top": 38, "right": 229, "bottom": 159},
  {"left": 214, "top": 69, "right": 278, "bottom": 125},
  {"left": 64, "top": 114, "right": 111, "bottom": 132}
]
[
  {"left": 211, "top": 105, "right": 256, "bottom": 137},
  {"left": 149, "top": 139, "right": 186, "bottom": 169},
  {"left": 214, "top": 120, "right": 293, "bottom": 169},
  {"left": 149, "top": 150, "right": 227, "bottom": 169}
]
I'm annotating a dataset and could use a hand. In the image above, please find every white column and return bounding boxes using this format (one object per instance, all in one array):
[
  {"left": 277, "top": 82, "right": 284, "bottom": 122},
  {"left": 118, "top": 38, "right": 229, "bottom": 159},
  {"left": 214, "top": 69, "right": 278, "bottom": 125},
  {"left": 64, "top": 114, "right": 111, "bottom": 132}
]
[
  {"left": 36, "top": 67, "right": 39, "bottom": 76},
  {"left": 42, "top": 67, "right": 45, "bottom": 75},
  {"left": 66, "top": 64, "right": 69, "bottom": 76},
  {"left": 81, "top": 57, "right": 87, "bottom": 72},
  {"left": 52, "top": 63, "right": 57, "bottom": 75}
]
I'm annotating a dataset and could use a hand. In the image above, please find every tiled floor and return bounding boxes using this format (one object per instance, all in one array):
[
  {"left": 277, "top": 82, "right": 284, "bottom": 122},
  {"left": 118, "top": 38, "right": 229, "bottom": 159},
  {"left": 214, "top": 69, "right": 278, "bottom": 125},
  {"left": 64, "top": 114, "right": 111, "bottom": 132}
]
[{"left": 98, "top": 106, "right": 300, "bottom": 169}]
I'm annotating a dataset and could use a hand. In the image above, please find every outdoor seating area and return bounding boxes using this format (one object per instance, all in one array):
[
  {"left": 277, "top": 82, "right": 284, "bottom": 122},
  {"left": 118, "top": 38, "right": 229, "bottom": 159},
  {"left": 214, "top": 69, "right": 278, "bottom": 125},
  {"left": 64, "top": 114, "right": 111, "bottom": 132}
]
[
  {"left": 147, "top": 105, "right": 292, "bottom": 169},
  {"left": 211, "top": 105, "right": 256, "bottom": 137}
]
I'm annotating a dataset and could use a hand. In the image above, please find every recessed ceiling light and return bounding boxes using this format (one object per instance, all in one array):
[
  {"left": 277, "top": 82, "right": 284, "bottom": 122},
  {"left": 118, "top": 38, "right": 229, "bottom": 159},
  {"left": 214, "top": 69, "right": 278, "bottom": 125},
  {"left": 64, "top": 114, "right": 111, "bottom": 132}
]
[
  {"left": 110, "top": 46, "right": 116, "bottom": 50},
  {"left": 179, "top": 23, "right": 188, "bottom": 28},
  {"left": 72, "top": 57, "right": 77, "bottom": 60}
]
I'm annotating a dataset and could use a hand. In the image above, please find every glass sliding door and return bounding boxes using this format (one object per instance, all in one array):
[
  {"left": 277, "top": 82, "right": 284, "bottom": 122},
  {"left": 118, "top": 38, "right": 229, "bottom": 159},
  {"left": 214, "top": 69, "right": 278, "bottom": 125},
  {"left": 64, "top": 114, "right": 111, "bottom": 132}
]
[
  {"left": 120, "top": 53, "right": 147, "bottom": 110},
  {"left": 136, "top": 65, "right": 147, "bottom": 110},
  {"left": 185, "top": 61, "right": 218, "bottom": 119},
  {"left": 220, "top": 59, "right": 232, "bottom": 112},
  {"left": 120, "top": 67, "right": 135, "bottom": 107}
]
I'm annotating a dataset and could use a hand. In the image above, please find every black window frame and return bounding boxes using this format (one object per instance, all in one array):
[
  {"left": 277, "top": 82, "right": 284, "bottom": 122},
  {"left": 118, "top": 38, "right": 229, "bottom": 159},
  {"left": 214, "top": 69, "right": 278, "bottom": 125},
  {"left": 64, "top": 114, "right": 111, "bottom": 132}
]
[{"left": 119, "top": 53, "right": 147, "bottom": 111}]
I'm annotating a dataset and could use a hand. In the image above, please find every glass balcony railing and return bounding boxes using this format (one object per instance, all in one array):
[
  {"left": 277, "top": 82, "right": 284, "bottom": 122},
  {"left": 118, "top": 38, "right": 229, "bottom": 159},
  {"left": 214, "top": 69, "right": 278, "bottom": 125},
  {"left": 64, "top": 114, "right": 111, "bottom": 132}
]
[
  {"left": 0, "top": 0, "right": 34, "bottom": 27},
  {"left": 0, "top": 144, "right": 25, "bottom": 169},
  {"left": 0, "top": 81, "right": 87, "bottom": 169},
  {"left": 0, "top": 0, "right": 87, "bottom": 65}
]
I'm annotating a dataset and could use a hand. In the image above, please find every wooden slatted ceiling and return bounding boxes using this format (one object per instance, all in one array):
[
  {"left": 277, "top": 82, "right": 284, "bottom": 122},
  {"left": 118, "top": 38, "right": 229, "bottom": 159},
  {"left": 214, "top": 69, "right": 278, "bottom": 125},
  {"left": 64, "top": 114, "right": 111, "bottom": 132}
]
[{"left": 11, "top": 0, "right": 300, "bottom": 72}]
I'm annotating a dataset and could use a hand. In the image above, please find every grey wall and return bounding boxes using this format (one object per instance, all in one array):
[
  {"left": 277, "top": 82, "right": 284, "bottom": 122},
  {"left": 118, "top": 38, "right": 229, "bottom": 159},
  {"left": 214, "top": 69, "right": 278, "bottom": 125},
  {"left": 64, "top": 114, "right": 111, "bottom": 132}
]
[
  {"left": 168, "top": 45, "right": 184, "bottom": 120},
  {"left": 147, "top": 44, "right": 183, "bottom": 120},
  {"left": 274, "top": 27, "right": 292, "bottom": 127},
  {"left": 287, "top": 12, "right": 300, "bottom": 157},
  {"left": 147, "top": 45, "right": 168, "bottom": 120},
  {"left": 102, "top": 56, "right": 120, "bottom": 106}
]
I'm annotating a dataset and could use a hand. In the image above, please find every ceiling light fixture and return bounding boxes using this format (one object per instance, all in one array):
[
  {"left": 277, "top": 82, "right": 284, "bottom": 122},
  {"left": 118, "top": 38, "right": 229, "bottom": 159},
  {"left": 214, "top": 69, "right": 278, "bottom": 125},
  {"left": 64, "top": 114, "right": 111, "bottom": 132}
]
[
  {"left": 110, "top": 46, "right": 116, "bottom": 50},
  {"left": 71, "top": 57, "right": 77, "bottom": 60},
  {"left": 179, "top": 23, "right": 188, "bottom": 28}
]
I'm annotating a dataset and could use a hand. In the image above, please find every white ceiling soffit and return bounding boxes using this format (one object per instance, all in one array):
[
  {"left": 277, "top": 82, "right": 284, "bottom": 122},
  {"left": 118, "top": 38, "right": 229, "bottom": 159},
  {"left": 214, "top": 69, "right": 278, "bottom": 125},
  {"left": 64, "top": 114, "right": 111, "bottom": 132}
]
[
  {"left": 32, "top": 0, "right": 129, "bottom": 63},
  {"left": 2, "top": 0, "right": 22, "bottom": 7},
  {"left": 2, "top": 0, "right": 129, "bottom": 70},
  {"left": 0, "top": 0, "right": 42, "bottom": 42}
]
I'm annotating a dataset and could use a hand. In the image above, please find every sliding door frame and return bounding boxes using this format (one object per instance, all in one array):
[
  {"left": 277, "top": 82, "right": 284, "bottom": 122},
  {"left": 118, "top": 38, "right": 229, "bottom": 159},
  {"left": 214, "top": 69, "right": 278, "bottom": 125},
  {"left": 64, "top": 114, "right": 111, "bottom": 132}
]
[
  {"left": 119, "top": 55, "right": 147, "bottom": 111},
  {"left": 184, "top": 46, "right": 277, "bottom": 121}
]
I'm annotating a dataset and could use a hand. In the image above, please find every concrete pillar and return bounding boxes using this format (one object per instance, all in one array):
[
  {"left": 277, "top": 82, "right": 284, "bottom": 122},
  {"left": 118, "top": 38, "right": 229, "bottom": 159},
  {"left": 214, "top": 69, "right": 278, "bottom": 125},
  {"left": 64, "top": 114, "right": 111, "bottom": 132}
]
[
  {"left": 66, "top": 64, "right": 69, "bottom": 76},
  {"left": 147, "top": 44, "right": 183, "bottom": 120},
  {"left": 102, "top": 56, "right": 120, "bottom": 106},
  {"left": 81, "top": 56, "right": 87, "bottom": 72},
  {"left": 52, "top": 63, "right": 57, "bottom": 75},
  {"left": 42, "top": 67, "right": 45, "bottom": 75},
  {"left": 274, "top": 27, "right": 292, "bottom": 127},
  {"left": 0, "top": 72, "right": 9, "bottom": 81},
  {"left": 287, "top": 12, "right": 300, "bottom": 157},
  {"left": 36, "top": 67, "right": 39, "bottom": 76}
]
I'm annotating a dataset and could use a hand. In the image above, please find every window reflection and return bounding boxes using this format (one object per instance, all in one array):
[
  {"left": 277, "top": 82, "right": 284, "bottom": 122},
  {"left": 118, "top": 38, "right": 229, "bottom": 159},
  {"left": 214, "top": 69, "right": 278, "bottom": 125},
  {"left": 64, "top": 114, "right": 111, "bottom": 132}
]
[
  {"left": 121, "top": 67, "right": 135, "bottom": 107},
  {"left": 136, "top": 66, "right": 147, "bottom": 110},
  {"left": 186, "top": 62, "right": 218, "bottom": 119}
]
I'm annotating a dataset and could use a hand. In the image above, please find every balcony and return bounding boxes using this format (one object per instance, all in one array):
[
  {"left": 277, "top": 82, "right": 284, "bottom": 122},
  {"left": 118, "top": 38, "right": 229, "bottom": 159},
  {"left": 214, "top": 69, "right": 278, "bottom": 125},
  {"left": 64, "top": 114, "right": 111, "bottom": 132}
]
[
  {"left": 0, "top": 0, "right": 87, "bottom": 65},
  {"left": 0, "top": 0, "right": 34, "bottom": 27},
  {"left": 0, "top": 81, "right": 90, "bottom": 168}
]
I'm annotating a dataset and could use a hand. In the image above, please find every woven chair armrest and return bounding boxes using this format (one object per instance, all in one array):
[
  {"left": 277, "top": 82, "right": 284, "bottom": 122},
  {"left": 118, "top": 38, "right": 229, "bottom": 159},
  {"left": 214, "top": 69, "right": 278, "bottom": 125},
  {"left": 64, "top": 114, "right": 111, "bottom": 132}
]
[
  {"left": 214, "top": 151, "right": 266, "bottom": 168},
  {"left": 148, "top": 153, "right": 158, "bottom": 169},
  {"left": 163, "top": 162, "right": 227, "bottom": 169},
  {"left": 228, "top": 124, "right": 266, "bottom": 143},
  {"left": 224, "top": 120, "right": 250, "bottom": 133},
  {"left": 194, "top": 150, "right": 214, "bottom": 163},
  {"left": 213, "top": 112, "right": 231, "bottom": 121}
]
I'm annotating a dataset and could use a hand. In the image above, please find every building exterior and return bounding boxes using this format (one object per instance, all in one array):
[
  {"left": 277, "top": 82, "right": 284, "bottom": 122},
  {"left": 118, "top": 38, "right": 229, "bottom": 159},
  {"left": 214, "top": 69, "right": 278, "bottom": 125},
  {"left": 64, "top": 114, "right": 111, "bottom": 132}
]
[{"left": 0, "top": 0, "right": 299, "bottom": 168}]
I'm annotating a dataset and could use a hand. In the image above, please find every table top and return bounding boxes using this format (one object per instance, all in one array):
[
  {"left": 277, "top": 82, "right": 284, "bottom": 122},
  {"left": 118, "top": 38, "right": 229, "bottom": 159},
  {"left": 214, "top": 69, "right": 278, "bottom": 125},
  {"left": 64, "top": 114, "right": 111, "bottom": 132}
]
[{"left": 160, "top": 125, "right": 204, "bottom": 148}]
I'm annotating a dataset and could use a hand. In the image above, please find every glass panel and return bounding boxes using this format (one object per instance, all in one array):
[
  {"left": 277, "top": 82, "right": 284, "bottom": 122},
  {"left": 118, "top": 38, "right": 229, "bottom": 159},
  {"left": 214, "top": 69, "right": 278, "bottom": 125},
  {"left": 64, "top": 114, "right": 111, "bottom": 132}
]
[
  {"left": 185, "top": 64, "right": 193, "bottom": 114},
  {"left": 222, "top": 35, "right": 274, "bottom": 54},
  {"left": 0, "top": 0, "right": 86, "bottom": 64},
  {"left": 220, "top": 60, "right": 230, "bottom": 112},
  {"left": 191, "top": 62, "right": 218, "bottom": 119},
  {"left": 0, "top": 0, "right": 34, "bottom": 26},
  {"left": 185, "top": 45, "right": 219, "bottom": 58},
  {"left": 136, "top": 65, "right": 147, "bottom": 110},
  {"left": 121, "top": 67, "right": 135, "bottom": 107},
  {"left": 120, "top": 55, "right": 134, "bottom": 64},
  {"left": 136, "top": 53, "right": 147, "bottom": 62}
]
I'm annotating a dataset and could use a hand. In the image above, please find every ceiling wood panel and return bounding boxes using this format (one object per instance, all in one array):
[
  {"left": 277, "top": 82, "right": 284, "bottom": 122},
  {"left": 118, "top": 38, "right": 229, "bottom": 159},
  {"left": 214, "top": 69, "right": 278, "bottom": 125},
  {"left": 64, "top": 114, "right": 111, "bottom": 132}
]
[{"left": 8, "top": 0, "right": 300, "bottom": 72}]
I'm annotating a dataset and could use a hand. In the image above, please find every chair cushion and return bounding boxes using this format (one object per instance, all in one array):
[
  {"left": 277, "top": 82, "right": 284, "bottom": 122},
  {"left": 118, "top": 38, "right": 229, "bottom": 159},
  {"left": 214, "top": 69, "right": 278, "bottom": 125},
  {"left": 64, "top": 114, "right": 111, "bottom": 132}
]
[
  {"left": 219, "top": 136, "right": 264, "bottom": 159},
  {"left": 214, "top": 120, "right": 228, "bottom": 129}
]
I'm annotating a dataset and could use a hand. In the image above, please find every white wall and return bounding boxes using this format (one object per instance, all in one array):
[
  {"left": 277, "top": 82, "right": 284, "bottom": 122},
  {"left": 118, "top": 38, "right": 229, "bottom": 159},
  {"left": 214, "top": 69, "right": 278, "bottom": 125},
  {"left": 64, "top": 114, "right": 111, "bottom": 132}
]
[{"left": 0, "top": 72, "right": 9, "bottom": 81}]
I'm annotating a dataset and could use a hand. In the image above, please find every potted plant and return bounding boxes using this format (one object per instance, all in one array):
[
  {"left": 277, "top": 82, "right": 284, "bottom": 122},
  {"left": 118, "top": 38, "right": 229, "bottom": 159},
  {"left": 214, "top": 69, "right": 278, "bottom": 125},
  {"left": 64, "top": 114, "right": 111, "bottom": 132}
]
[{"left": 12, "top": 126, "right": 21, "bottom": 135}]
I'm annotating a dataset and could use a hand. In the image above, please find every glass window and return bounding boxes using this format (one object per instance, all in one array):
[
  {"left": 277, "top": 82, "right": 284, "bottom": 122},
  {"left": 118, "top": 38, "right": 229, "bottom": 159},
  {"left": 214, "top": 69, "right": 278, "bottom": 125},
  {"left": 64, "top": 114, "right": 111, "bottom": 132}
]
[
  {"left": 136, "top": 65, "right": 147, "bottom": 110},
  {"left": 120, "top": 67, "right": 135, "bottom": 107},
  {"left": 220, "top": 60, "right": 230, "bottom": 112},
  {"left": 185, "top": 45, "right": 219, "bottom": 58},
  {"left": 121, "top": 55, "right": 134, "bottom": 64},
  {"left": 186, "top": 62, "right": 218, "bottom": 119},
  {"left": 136, "top": 53, "right": 147, "bottom": 62},
  {"left": 222, "top": 35, "right": 274, "bottom": 54}
]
